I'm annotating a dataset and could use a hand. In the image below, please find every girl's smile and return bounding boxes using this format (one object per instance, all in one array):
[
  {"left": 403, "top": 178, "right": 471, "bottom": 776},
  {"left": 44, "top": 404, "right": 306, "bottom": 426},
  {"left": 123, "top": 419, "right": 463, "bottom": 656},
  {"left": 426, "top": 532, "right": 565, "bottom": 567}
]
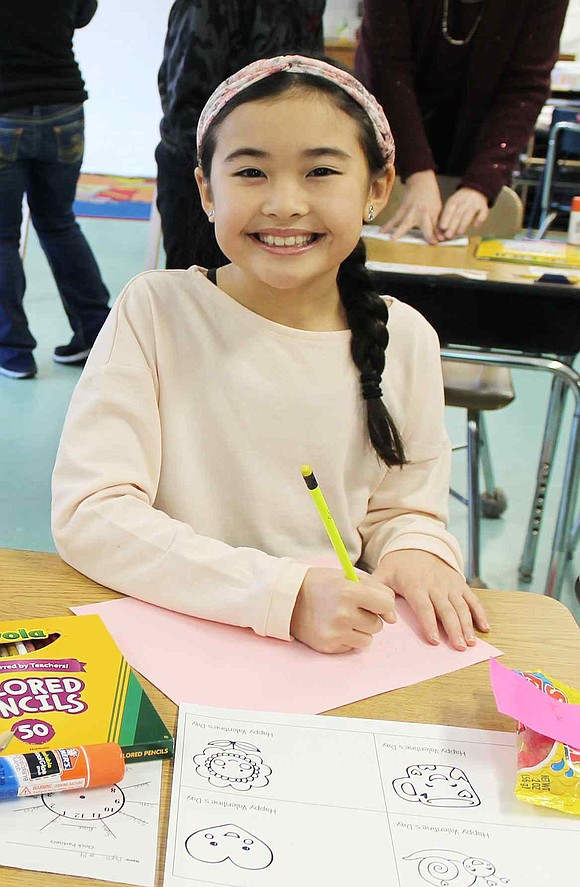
[{"left": 249, "top": 228, "right": 323, "bottom": 253}]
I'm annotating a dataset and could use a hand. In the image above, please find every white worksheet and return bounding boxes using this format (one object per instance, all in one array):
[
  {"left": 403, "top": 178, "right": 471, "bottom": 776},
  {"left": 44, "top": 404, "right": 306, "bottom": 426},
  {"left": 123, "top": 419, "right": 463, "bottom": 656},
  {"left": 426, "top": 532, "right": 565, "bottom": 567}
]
[
  {"left": 362, "top": 225, "right": 469, "bottom": 247},
  {"left": 0, "top": 759, "right": 162, "bottom": 886},
  {"left": 366, "top": 259, "right": 488, "bottom": 280},
  {"left": 164, "top": 704, "right": 580, "bottom": 887}
]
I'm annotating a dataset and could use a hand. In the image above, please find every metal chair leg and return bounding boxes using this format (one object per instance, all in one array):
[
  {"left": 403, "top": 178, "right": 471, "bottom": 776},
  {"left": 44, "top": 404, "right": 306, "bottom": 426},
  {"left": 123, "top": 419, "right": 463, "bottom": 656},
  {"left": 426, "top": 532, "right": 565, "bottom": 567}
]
[
  {"left": 546, "top": 400, "right": 580, "bottom": 597},
  {"left": 478, "top": 415, "right": 509, "bottom": 520},
  {"left": 479, "top": 414, "right": 496, "bottom": 495},
  {"left": 466, "top": 409, "right": 486, "bottom": 587},
  {"left": 567, "top": 513, "right": 580, "bottom": 560},
  {"left": 518, "top": 372, "right": 568, "bottom": 582}
]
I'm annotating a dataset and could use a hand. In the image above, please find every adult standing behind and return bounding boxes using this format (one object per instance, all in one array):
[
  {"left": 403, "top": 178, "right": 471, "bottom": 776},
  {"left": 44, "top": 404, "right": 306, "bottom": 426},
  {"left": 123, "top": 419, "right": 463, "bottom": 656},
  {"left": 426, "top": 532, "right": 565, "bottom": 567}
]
[
  {"left": 0, "top": 0, "right": 110, "bottom": 380},
  {"left": 156, "top": 0, "right": 326, "bottom": 269},
  {"left": 355, "top": 0, "right": 569, "bottom": 243}
]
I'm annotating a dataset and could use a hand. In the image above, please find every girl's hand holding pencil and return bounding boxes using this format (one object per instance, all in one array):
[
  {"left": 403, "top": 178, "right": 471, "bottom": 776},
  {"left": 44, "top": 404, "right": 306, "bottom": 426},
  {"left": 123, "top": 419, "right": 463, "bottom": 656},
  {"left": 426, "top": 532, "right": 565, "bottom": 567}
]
[
  {"left": 290, "top": 568, "right": 396, "bottom": 654},
  {"left": 297, "top": 466, "right": 395, "bottom": 653}
]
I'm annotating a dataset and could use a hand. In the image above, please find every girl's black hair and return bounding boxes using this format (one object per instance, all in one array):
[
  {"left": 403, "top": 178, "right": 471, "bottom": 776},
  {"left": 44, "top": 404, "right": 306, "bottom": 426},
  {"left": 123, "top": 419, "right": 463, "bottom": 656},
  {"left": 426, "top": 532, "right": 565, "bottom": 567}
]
[{"left": 198, "top": 68, "right": 406, "bottom": 468}]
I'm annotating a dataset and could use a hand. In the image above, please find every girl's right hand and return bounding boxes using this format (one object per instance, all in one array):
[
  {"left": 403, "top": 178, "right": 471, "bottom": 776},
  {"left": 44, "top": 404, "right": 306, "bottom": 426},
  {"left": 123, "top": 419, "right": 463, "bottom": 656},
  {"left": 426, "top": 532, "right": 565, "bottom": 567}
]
[{"left": 290, "top": 568, "right": 396, "bottom": 654}]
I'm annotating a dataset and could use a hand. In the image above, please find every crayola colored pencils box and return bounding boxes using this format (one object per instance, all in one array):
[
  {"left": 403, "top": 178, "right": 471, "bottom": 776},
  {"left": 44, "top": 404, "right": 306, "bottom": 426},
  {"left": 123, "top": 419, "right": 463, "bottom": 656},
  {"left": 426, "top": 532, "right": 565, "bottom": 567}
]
[{"left": 0, "top": 615, "right": 173, "bottom": 761}]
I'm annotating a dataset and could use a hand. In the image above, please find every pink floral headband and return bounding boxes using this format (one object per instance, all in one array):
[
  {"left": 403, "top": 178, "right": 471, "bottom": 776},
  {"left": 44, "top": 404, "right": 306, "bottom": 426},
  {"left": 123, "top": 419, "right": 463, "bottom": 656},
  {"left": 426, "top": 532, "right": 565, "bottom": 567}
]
[{"left": 196, "top": 55, "right": 395, "bottom": 165}]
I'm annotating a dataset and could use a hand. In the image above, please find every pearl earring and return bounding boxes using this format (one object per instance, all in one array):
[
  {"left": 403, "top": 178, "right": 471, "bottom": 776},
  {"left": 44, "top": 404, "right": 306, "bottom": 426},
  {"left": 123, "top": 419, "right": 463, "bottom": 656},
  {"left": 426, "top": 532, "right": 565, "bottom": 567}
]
[
  {"left": 367, "top": 205, "right": 375, "bottom": 223},
  {"left": 208, "top": 209, "right": 215, "bottom": 220}
]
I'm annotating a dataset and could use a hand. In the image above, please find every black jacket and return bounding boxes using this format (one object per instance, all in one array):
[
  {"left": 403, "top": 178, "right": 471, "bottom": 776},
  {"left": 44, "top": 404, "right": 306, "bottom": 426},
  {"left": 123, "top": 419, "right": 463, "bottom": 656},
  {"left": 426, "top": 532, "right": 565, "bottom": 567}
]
[
  {"left": 0, "top": 0, "right": 97, "bottom": 112},
  {"left": 159, "top": 0, "right": 326, "bottom": 157}
]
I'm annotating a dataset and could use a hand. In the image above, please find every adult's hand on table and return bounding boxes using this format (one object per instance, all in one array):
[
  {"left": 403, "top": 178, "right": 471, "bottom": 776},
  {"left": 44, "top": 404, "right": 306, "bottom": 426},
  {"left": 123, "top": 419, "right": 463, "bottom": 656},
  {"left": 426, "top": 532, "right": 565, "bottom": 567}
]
[
  {"left": 290, "top": 567, "right": 396, "bottom": 654},
  {"left": 383, "top": 170, "right": 443, "bottom": 244},
  {"left": 438, "top": 187, "right": 489, "bottom": 240},
  {"left": 372, "top": 550, "right": 489, "bottom": 652}
]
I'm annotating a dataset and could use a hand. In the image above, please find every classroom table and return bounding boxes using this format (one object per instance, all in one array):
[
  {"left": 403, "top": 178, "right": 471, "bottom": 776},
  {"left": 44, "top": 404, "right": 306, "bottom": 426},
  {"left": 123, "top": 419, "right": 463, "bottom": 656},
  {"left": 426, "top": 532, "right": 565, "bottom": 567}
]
[
  {"left": 364, "top": 234, "right": 580, "bottom": 601},
  {"left": 1, "top": 547, "right": 580, "bottom": 887}
]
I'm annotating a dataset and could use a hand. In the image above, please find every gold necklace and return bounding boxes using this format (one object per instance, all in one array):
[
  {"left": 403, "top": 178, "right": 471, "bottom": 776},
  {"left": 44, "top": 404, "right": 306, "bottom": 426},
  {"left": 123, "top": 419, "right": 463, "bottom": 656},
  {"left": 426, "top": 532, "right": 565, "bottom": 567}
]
[{"left": 441, "top": 0, "right": 483, "bottom": 46}]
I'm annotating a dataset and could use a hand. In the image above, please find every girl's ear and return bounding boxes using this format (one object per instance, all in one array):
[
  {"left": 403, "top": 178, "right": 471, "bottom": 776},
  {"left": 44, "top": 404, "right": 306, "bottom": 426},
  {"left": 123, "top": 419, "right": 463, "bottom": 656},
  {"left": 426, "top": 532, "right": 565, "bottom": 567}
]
[
  {"left": 368, "top": 165, "right": 395, "bottom": 218},
  {"left": 195, "top": 166, "right": 214, "bottom": 215}
]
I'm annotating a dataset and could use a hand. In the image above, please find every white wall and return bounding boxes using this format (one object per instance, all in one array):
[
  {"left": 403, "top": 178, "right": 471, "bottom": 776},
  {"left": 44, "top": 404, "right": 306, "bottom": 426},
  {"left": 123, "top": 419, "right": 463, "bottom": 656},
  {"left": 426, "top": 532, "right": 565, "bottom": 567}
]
[
  {"left": 74, "top": 0, "right": 360, "bottom": 177},
  {"left": 324, "top": 0, "right": 360, "bottom": 39},
  {"left": 561, "top": 0, "right": 580, "bottom": 58},
  {"left": 74, "top": 0, "right": 174, "bottom": 176}
]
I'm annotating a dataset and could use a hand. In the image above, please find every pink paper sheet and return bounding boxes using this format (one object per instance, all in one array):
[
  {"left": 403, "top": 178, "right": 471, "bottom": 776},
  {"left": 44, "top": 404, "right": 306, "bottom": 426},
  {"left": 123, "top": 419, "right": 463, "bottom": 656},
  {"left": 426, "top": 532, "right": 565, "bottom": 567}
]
[
  {"left": 72, "top": 597, "right": 501, "bottom": 714},
  {"left": 490, "top": 658, "right": 580, "bottom": 747}
]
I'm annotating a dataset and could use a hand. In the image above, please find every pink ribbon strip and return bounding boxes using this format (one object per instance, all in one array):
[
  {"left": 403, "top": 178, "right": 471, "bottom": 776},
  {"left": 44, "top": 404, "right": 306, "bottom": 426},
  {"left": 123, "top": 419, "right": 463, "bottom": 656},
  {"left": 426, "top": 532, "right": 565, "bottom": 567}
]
[{"left": 490, "top": 658, "right": 580, "bottom": 747}]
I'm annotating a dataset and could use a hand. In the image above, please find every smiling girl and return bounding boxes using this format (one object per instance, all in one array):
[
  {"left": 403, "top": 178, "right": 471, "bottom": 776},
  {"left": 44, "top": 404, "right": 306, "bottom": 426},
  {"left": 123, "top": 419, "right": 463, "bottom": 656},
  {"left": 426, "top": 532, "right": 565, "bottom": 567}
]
[{"left": 52, "top": 56, "right": 488, "bottom": 654}]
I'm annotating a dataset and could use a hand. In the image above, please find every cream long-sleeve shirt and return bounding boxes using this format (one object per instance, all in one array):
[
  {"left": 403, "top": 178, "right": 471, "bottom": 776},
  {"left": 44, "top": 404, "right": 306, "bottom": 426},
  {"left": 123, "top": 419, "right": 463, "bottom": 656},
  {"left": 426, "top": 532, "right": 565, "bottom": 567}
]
[{"left": 51, "top": 268, "right": 463, "bottom": 641}]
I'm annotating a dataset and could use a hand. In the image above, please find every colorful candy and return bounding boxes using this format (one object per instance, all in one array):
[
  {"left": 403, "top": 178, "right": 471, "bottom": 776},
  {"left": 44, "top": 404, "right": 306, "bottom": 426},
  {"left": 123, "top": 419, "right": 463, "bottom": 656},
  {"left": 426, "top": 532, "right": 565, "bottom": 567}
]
[{"left": 515, "top": 671, "right": 580, "bottom": 816}]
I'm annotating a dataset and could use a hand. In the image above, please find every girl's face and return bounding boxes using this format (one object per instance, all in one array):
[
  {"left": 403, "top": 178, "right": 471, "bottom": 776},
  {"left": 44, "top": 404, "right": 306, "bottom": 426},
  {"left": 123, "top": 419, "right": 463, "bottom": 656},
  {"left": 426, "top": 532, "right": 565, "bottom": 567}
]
[{"left": 196, "top": 91, "right": 392, "bottom": 295}]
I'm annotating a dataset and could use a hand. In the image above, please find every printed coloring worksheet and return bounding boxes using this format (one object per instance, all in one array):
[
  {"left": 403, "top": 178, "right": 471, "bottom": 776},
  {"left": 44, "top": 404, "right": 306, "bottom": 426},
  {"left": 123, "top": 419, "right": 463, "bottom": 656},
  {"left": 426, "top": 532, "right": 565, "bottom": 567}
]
[
  {"left": 0, "top": 759, "right": 162, "bottom": 886},
  {"left": 164, "top": 704, "right": 580, "bottom": 887}
]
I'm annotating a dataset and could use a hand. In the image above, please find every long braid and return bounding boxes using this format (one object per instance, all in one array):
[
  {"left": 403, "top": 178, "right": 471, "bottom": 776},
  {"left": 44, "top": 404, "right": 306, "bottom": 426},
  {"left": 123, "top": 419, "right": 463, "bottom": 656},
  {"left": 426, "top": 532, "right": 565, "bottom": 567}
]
[{"left": 338, "top": 238, "right": 406, "bottom": 468}]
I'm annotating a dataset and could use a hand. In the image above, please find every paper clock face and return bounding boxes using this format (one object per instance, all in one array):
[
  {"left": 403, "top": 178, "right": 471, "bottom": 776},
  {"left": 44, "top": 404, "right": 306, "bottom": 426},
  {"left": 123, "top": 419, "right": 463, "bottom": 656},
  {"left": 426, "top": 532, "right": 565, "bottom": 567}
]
[{"left": 42, "top": 784, "right": 125, "bottom": 820}]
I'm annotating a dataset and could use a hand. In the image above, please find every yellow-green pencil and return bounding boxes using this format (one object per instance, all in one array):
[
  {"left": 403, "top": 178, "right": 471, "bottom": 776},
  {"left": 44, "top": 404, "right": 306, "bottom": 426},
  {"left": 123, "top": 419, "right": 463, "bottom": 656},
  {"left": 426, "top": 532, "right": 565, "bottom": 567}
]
[{"left": 300, "top": 465, "right": 359, "bottom": 582}]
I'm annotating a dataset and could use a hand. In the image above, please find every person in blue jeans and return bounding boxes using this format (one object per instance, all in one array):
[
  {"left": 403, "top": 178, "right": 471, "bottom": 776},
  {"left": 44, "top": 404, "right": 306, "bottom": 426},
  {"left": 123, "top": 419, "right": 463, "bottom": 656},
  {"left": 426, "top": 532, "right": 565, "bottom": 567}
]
[{"left": 0, "top": 0, "right": 110, "bottom": 379}]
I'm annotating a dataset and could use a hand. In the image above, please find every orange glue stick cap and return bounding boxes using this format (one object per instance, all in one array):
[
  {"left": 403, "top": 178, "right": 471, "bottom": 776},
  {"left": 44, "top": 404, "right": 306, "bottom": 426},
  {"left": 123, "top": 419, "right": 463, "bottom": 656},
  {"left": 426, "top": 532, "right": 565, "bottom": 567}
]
[{"left": 84, "top": 742, "right": 126, "bottom": 788}]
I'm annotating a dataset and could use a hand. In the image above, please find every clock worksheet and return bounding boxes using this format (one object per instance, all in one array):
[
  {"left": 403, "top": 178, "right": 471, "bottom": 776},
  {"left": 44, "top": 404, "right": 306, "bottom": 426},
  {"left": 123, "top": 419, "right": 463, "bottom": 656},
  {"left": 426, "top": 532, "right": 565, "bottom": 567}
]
[{"left": 0, "top": 758, "right": 162, "bottom": 886}]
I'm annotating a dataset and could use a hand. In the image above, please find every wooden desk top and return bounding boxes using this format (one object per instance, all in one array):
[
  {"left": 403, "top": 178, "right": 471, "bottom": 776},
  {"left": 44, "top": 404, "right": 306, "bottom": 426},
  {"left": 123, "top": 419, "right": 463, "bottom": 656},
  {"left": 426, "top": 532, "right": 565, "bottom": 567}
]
[
  {"left": 1, "top": 548, "right": 579, "bottom": 887},
  {"left": 364, "top": 235, "right": 580, "bottom": 289}
]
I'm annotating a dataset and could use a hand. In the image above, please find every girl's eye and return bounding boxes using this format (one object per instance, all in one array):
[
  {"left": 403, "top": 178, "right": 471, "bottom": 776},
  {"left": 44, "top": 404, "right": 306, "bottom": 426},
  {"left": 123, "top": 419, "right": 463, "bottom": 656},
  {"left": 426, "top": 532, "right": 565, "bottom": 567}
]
[
  {"left": 307, "top": 167, "right": 339, "bottom": 177},
  {"left": 235, "top": 168, "right": 265, "bottom": 178}
]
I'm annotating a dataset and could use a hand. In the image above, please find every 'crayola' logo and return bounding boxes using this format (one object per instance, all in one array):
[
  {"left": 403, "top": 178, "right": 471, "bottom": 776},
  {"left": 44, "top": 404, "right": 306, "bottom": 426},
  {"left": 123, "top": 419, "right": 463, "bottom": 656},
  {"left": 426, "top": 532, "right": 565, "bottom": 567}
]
[{"left": 0, "top": 629, "right": 48, "bottom": 640}]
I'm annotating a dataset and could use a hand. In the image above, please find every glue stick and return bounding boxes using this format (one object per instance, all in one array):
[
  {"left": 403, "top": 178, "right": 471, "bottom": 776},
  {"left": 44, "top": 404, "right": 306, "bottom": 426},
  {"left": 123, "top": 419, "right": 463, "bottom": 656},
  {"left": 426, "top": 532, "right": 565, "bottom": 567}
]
[{"left": 0, "top": 743, "right": 125, "bottom": 800}]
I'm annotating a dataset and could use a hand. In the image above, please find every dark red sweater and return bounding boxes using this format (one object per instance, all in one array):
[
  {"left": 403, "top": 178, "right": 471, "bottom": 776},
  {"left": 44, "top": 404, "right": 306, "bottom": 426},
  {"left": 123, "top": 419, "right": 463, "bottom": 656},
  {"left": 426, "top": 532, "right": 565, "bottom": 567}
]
[{"left": 355, "top": 0, "right": 569, "bottom": 200}]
